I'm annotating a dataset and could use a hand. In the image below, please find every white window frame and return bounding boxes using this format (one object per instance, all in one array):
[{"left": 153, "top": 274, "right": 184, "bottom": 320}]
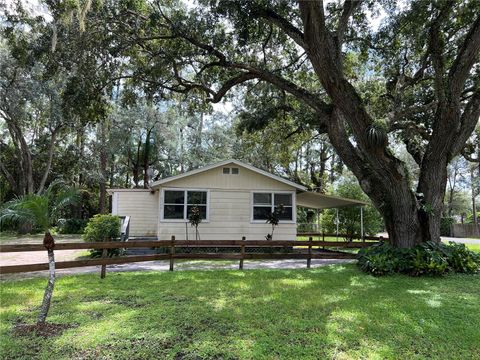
[
  {"left": 250, "top": 191, "right": 296, "bottom": 224},
  {"left": 160, "top": 188, "right": 210, "bottom": 223}
]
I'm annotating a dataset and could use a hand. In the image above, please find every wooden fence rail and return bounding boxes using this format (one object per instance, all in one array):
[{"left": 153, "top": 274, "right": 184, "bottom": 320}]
[
  {"left": 0, "top": 239, "right": 378, "bottom": 253},
  {"left": 297, "top": 232, "right": 388, "bottom": 241},
  {"left": 0, "top": 237, "right": 377, "bottom": 275}
]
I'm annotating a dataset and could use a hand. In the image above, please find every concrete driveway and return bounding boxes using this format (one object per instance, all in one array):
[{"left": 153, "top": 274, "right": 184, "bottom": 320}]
[
  {"left": 1, "top": 234, "right": 478, "bottom": 280},
  {"left": 0, "top": 258, "right": 355, "bottom": 280},
  {"left": 376, "top": 232, "right": 480, "bottom": 244},
  {"left": 0, "top": 234, "right": 87, "bottom": 268},
  {"left": 441, "top": 236, "right": 480, "bottom": 244},
  {"left": 0, "top": 234, "right": 355, "bottom": 280}
]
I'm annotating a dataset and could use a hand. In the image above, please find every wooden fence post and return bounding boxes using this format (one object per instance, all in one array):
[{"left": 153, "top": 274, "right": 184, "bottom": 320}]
[
  {"left": 169, "top": 235, "right": 175, "bottom": 271},
  {"left": 100, "top": 248, "right": 107, "bottom": 279},
  {"left": 307, "top": 236, "right": 312, "bottom": 269},
  {"left": 239, "top": 236, "right": 246, "bottom": 270}
]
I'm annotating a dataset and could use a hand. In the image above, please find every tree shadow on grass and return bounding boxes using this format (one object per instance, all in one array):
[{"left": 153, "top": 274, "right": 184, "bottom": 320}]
[{"left": 1, "top": 266, "right": 479, "bottom": 359}]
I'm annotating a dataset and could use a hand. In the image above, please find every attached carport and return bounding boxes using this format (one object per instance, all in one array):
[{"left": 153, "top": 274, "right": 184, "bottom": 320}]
[{"left": 296, "top": 191, "right": 369, "bottom": 238}]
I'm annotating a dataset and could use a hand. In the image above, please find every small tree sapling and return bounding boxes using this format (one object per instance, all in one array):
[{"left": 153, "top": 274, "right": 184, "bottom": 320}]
[
  {"left": 189, "top": 205, "right": 202, "bottom": 240},
  {"left": 265, "top": 204, "right": 284, "bottom": 241}
]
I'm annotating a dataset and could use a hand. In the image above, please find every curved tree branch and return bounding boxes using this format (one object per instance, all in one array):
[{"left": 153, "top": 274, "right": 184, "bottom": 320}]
[
  {"left": 209, "top": 72, "right": 258, "bottom": 103},
  {"left": 336, "top": 0, "right": 361, "bottom": 47},
  {"left": 448, "top": 15, "right": 480, "bottom": 98},
  {"left": 451, "top": 89, "right": 480, "bottom": 156},
  {"left": 254, "top": 8, "right": 307, "bottom": 49},
  {"left": 428, "top": 1, "right": 454, "bottom": 105}
]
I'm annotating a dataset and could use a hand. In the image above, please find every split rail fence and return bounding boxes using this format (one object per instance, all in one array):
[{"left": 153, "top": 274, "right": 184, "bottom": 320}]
[
  {"left": 297, "top": 232, "right": 388, "bottom": 242},
  {"left": 0, "top": 235, "right": 384, "bottom": 276}
]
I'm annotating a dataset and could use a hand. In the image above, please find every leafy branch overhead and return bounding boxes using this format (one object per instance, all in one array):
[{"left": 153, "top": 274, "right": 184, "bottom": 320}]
[
  {"left": 109, "top": 0, "right": 479, "bottom": 247},
  {"left": 1, "top": 0, "right": 479, "bottom": 249}
]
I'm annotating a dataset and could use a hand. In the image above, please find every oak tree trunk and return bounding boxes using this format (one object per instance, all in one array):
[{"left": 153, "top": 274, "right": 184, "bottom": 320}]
[
  {"left": 136, "top": 1, "right": 479, "bottom": 248},
  {"left": 295, "top": 2, "right": 480, "bottom": 248}
]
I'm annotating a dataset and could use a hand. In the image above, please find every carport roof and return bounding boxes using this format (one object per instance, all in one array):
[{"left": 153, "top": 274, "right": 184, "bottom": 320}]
[{"left": 296, "top": 191, "right": 368, "bottom": 209}]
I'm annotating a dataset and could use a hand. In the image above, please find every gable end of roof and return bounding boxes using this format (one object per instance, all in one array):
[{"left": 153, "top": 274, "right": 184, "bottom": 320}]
[{"left": 150, "top": 159, "right": 307, "bottom": 191}]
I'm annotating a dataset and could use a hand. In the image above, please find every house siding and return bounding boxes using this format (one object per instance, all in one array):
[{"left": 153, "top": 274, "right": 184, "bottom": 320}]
[
  {"left": 112, "top": 190, "right": 158, "bottom": 236},
  {"left": 157, "top": 165, "right": 297, "bottom": 240},
  {"left": 159, "top": 165, "right": 294, "bottom": 191}
]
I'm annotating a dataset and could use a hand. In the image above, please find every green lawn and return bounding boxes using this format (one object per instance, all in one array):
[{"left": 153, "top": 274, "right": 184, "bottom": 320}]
[
  {"left": 466, "top": 243, "right": 480, "bottom": 253},
  {"left": 1, "top": 265, "right": 479, "bottom": 359},
  {"left": 0, "top": 233, "right": 82, "bottom": 244}
]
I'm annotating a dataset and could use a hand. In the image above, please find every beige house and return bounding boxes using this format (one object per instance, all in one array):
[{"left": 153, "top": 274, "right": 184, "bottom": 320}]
[{"left": 108, "top": 160, "right": 366, "bottom": 240}]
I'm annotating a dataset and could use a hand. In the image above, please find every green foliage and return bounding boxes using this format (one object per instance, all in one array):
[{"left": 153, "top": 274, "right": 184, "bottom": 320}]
[
  {"left": 83, "top": 214, "right": 120, "bottom": 242},
  {"left": 321, "top": 178, "right": 384, "bottom": 237},
  {"left": 365, "top": 121, "right": 388, "bottom": 148},
  {"left": 83, "top": 214, "right": 121, "bottom": 257},
  {"left": 358, "top": 242, "right": 480, "bottom": 276},
  {"left": 188, "top": 206, "right": 202, "bottom": 228},
  {"left": 466, "top": 212, "right": 480, "bottom": 224},
  {"left": 57, "top": 218, "right": 88, "bottom": 234},
  {"left": 409, "top": 244, "right": 449, "bottom": 276},
  {"left": 188, "top": 206, "right": 202, "bottom": 240},
  {"left": 265, "top": 204, "right": 284, "bottom": 240},
  {"left": 0, "top": 181, "right": 79, "bottom": 233},
  {"left": 442, "top": 242, "right": 480, "bottom": 273},
  {"left": 440, "top": 217, "right": 454, "bottom": 236}
]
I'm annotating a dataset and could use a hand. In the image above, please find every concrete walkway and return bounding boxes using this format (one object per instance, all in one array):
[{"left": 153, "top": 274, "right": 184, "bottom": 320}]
[
  {"left": 2, "top": 234, "right": 478, "bottom": 281},
  {"left": 1, "top": 258, "right": 355, "bottom": 281},
  {"left": 377, "top": 232, "right": 480, "bottom": 244},
  {"left": 441, "top": 236, "right": 480, "bottom": 244}
]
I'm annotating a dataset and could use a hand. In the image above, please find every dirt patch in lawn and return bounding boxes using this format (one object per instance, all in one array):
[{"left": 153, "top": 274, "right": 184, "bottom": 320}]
[{"left": 13, "top": 322, "right": 76, "bottom": 338}]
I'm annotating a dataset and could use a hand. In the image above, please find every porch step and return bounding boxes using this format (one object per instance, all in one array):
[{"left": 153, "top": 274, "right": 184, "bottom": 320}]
[{"left": 125, "top": 237, "right": 159, "bottom": 255}]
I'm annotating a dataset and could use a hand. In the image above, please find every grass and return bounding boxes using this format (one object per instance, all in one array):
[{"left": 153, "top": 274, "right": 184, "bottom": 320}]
[
  {"left": 0, "top": 233, "right": 82, "bottom": 244},
  {"left": 1, "top": 265, "right": 479, "bottom": 360},
  {"left": 440, "top": 240, "right": 480, "bottom": 253},
  {"left": 466, "top": 243, "right": 480, "bottom": 253}
]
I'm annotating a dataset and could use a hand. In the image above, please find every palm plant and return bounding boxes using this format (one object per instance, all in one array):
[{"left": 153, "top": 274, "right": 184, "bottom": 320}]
[{"left": 0, "top": 180, "right": 79, "bottom": 325}]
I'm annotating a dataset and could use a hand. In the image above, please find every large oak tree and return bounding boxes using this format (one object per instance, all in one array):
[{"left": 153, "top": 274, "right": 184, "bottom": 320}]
[{"left": 107, "top": 0, "right": 479, "bottom": 248}]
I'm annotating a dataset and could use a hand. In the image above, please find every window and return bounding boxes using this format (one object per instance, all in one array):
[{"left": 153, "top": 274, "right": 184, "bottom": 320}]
[
  {"left": 163, "top": 190, "right": 208, "bottom": 220},
  {"left": 223, "top": 167, "right": 239, "bottom": 175},
  {"left": 252, "top": 192, "right": 293, "bottom": 221},
  {"left": 164, "top": 190, "right": 184, "bottom": 219}
]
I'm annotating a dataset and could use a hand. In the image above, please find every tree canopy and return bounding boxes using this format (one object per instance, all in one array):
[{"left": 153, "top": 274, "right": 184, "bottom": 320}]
[{"left": 1, "top": 0, "right": 479, "bottom": 247}]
